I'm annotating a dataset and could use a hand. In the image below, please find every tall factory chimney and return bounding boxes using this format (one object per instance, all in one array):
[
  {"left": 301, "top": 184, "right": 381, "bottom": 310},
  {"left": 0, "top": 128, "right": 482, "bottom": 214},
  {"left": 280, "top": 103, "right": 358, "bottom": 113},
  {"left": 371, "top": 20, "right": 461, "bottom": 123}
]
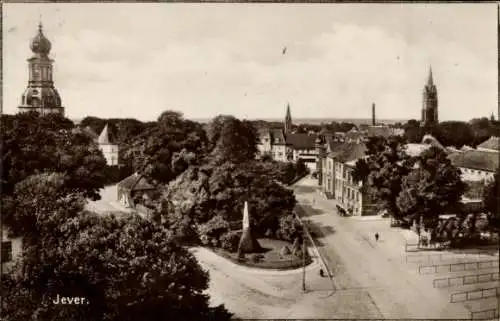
[{"left": 372, "top": 103, "right": 376, "bottom": 126}]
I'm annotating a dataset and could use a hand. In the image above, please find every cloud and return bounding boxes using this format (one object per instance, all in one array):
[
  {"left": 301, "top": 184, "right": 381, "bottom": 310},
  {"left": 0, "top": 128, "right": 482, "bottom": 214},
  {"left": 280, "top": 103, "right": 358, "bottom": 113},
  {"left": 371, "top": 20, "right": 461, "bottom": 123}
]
[{"left": 3, "top": 4, "right": 496, "bottom": 121}]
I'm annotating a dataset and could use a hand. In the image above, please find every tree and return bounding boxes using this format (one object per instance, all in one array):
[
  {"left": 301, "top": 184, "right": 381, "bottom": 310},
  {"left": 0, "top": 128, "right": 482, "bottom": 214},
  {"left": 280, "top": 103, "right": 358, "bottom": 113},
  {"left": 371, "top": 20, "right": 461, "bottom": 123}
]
[
  {"left": 207, "top": 115, "right": 258, "bottom": 164},
  {"left": 1, "top": 112, "right": 107, "bottom": 200},
  {"left": 432, "top": 121, "right": 474, "bottom": 148},
  {"left": 157, "top": 160, "right": 297, "bottom": 244},
  {"left": 256, "top": 159, "right": 308, "bottom": 186},
  {"left": 2, "top": 172, "right": 86, "bottom": 240},
  {"left": 1, "top": 211, "right": 232, "bottom": 321},
  {"left": 403, "top": 119, "right": 425, "bottom": 143},
  {"left": 362, "top": 136, "right": 413, "bottom": 219},
  {"left": 275, "top": 214, "right": 303, "bottom": 242},
  {"left": 396, "top": 147, "right": 466, "bottom": 227},
  {"left": 197, "top": 215, "right": 230, "bottom": 247},
  {"left": 127, "top": 111, "right": 208, "bottom": 185},
  {"left": 352, "top": 157, "right": 370, "bottom": 184},
  {"left": 484, "top": 169, "right": 500, "bottom": 222}
]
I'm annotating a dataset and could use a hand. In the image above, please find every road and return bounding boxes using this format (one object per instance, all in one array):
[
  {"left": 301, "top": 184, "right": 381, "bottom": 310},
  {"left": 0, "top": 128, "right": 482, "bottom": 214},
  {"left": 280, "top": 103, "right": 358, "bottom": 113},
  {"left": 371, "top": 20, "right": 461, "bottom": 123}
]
[
  {"left": 85, "top": 184, "right": 133, "bottom": 214},
  {"left": 192, "top": 246, "right": 382, "bottom": 319},
  {"left": 292, "top": 176, "right": 471, "bottom": 319}
]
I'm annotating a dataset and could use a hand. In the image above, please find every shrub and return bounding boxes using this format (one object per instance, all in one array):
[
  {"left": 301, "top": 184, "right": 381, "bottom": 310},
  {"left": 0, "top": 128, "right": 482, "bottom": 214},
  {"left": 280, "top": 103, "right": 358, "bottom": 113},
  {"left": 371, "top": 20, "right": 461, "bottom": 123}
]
[
  {"left": 276, "top": 214, "right": 302, "bottom": 242},
  {"left": 197, "top": 215, "right": 230, "bottom": 246},
  {"left": 251, "top": 254, "right": 264, "bottom": 263},
  {"left": 279, "top": 245, "right": 291, "bottom": 257},
  {"left": 220, "top": 230, "right": 242, "bottom": 252}
]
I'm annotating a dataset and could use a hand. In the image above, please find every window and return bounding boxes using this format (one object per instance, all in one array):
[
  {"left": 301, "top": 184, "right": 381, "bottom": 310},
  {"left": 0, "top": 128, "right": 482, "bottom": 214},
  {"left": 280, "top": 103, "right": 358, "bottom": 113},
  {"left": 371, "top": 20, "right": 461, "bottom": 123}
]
[{"left": 1, "top": 241, "right": 12, "bottom": 263}]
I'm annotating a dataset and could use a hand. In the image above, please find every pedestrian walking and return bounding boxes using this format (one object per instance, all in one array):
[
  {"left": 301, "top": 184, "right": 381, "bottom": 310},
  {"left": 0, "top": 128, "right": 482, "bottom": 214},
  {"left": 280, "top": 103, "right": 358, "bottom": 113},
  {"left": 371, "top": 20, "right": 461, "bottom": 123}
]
[
  {"left": 319, "top": 268, "right": 324, "bottom": 277},
  {"left": 375, "top": 232, "right": 379, "bottom": 242}
]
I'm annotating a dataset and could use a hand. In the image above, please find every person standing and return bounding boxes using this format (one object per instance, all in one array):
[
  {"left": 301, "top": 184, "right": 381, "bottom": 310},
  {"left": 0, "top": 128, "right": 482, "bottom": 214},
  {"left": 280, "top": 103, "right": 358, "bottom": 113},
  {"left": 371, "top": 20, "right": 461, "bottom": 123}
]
[{"left": 375, "top": 233, "right": 379, "bottom": 242}]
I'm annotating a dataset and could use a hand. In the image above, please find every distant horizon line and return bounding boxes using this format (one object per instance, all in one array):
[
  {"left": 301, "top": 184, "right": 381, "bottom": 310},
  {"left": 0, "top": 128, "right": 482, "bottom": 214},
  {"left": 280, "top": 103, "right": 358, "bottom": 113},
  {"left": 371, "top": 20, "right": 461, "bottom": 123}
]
[
  {"left": 70, "top": 116, "right": 492, "bottom": 125},
  {"left": 70, "top": 116, "right": 409, "bottom": 125}
]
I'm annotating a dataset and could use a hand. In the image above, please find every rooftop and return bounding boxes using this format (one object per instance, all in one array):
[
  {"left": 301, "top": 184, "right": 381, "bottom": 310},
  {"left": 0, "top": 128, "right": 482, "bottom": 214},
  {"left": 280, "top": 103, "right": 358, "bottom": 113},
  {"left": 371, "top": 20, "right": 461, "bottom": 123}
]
[
  {"left": 117, "top": 173, "right": 155, "bottom": 191},
  {"left": 286, "top": 133, "right": 317, "bottom": 150},
  {"left": 477, "top": 136, "right": 499, "bottom": 152},
  {"left": 97, "top": 123, "right": 112, "bottom": 144},
  {"left": 450, "top": 150, "right": 499, "bottom": 172},
  {"left": 328, "top": 142, "right": 367, "bottom": 163}
]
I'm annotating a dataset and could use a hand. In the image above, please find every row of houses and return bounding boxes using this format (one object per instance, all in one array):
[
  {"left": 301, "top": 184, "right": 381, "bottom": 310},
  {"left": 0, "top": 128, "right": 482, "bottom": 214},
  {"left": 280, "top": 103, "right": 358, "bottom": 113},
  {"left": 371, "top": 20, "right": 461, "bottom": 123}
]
[
  {"left": 316, "top": 135, "right": 499, "bottom": 217},
  {"left": 257, "top": 125, "right": 403, "bottom": 172}
]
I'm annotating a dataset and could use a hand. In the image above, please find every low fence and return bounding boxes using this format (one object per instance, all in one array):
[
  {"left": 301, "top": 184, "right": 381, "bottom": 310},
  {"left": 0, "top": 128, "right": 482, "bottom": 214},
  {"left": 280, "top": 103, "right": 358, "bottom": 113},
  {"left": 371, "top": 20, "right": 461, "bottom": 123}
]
[
  {"left": 433, "top": 272, "right": 500, "bottom": 288},
  {"left": 406, "top": 249, "right": 498, "bottom": 264},
  {"left": 404, "top": 241, "right": 450, "bottom": 252},
  {"left": 405, "top": 241, "right": 498, "bottom": 253},
  {"left": 418, "top": 260, "right": 499, "bottom": 275},
  {"left": 470, "top": 308, "right": 499, "bottom": 320},
  {"left": 450, "top": 286, "right": 500, "bottom": 303}
]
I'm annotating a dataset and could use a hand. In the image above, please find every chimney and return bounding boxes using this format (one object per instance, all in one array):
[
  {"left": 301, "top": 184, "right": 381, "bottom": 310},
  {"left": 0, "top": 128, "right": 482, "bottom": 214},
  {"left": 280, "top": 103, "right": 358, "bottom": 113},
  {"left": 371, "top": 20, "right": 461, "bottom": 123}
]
[{"left": 372, "top": 103, "right": 376, "bottom": 126}]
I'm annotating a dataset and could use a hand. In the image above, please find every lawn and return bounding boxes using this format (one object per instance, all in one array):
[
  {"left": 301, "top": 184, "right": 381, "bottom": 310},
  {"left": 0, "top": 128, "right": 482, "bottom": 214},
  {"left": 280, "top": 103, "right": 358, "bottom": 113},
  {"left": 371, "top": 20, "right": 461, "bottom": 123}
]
[{"left": 212, "top": 238, "right": 312, "bottom": 270}]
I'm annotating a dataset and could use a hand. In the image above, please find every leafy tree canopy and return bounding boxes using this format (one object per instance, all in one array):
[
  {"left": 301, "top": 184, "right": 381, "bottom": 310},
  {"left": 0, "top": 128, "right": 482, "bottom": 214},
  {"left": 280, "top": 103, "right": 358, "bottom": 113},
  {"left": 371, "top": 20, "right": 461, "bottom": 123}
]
[
  {"left": 396, "top": 147, "right": 465, "bottom": 225},
  {"left": 157, "top": 160, "right": 296, "bottom": 243},
  {"left": 126, "top": 111, "right": 208, "bottom": 185},
  {"left": 1, "top": 211, "right": 231, "bottom": 321},
  {"left": 484, "top": 169, "right": 500, "bottom": 220},
  {"left": 1, "top": 112, "right": 107, "bottom": 200},
  {"left": 1, "top": 171, "right": 231, "bottom": 321},
  {"left": 207, "top": 115, "right": 259, "bottom": 164}
]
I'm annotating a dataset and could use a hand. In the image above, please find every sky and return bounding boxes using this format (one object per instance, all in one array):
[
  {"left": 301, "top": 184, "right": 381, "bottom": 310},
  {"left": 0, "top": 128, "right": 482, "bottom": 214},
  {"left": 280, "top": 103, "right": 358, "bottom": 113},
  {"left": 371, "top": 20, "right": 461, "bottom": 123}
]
[{"left": 3, "top": 3, "right": 498, "bottom": 122}]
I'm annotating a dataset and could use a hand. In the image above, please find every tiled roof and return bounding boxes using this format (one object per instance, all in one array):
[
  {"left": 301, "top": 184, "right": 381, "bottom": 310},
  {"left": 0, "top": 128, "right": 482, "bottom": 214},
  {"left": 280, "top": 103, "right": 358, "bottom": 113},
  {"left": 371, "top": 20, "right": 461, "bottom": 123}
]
[
  {"left": 286, "top": 133, "right": 317, "bottom": 150},
  {"left": 117, "top": 173, "right": 155, "bottom": 191},
  {"left": 447, "top": 151, "right": 463, "bottom": 164},
  {"left": 97, "top": 123, "right": 111, "bottom": 144},
  {"left": 450, "top": 150, "right": 499, "bottom": 172},
  {"left": 257, "top": 127, "right": 287, "bottom": 145},
  {"left": 477, "top": 136, "right": 499, "bottom": 151},
  {"left": 270, "top": 128, "right": 286, "bottom": 145},
  {"left": 328, "top": 142, "right": 367, "bottom": 163},
  {"left": 345, "top": 131, "right": 364, "bottom": 140}
]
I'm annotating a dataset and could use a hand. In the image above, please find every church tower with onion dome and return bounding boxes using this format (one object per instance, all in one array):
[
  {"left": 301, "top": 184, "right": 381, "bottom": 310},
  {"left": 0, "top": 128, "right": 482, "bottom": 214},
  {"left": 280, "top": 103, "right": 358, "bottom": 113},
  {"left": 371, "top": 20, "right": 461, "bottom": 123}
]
[{"left": 18, "top": 22, "right": 64, "bottom": 116}]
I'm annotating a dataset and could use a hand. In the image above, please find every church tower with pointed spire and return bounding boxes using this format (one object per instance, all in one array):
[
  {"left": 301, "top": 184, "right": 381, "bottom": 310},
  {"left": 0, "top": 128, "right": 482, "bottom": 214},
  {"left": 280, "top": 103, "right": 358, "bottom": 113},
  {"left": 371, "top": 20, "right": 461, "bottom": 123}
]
[
  {"left": 421, "top": 66, "right": 438, "bottom": 127},
  {"left": 18, "top": 22, "right": 64, "bottom": 116},
  {"left": 97, "top": 123, "right": 119, "bottom": 166},
  {"left": 284, "top": 103, "right": 292, "bottom": 134}
]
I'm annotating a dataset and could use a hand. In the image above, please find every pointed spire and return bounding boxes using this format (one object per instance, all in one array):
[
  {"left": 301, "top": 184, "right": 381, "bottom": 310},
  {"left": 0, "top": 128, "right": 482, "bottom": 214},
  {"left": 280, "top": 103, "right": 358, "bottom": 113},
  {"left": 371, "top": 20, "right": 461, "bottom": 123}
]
[
  {"left": 38, "top": 14, "right": 43, "bottom": 33},
  {"left": 427, "top": 66, "right": 434, "bottom": 86},
  {"left": 97, "top": 123, "right": 111, "bottom": 144}
]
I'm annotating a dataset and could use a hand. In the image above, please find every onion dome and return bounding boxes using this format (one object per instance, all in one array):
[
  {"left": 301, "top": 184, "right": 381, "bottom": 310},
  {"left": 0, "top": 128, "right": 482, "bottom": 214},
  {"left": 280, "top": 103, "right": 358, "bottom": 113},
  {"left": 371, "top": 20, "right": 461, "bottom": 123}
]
[
  {"left": 30, "top": 22, "right": 51, "bottom": 56},
  {"left": 20, "top": 87, "right": 62, "bottom": 108}
]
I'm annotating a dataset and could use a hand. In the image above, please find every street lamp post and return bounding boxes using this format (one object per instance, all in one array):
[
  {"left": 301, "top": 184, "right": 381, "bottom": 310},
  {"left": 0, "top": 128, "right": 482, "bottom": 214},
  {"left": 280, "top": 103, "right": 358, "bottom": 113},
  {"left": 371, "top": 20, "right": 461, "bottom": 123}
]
[{"left": 302, "top": 223, "right": 306, "bottom": 292}]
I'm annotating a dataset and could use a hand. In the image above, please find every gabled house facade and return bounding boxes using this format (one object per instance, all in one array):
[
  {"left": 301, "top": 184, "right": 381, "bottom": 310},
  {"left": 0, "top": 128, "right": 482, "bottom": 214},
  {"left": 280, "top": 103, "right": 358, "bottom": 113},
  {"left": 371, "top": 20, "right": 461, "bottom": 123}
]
[{"left": 318, "top": 141, "right": 378, "bottom": 216}]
